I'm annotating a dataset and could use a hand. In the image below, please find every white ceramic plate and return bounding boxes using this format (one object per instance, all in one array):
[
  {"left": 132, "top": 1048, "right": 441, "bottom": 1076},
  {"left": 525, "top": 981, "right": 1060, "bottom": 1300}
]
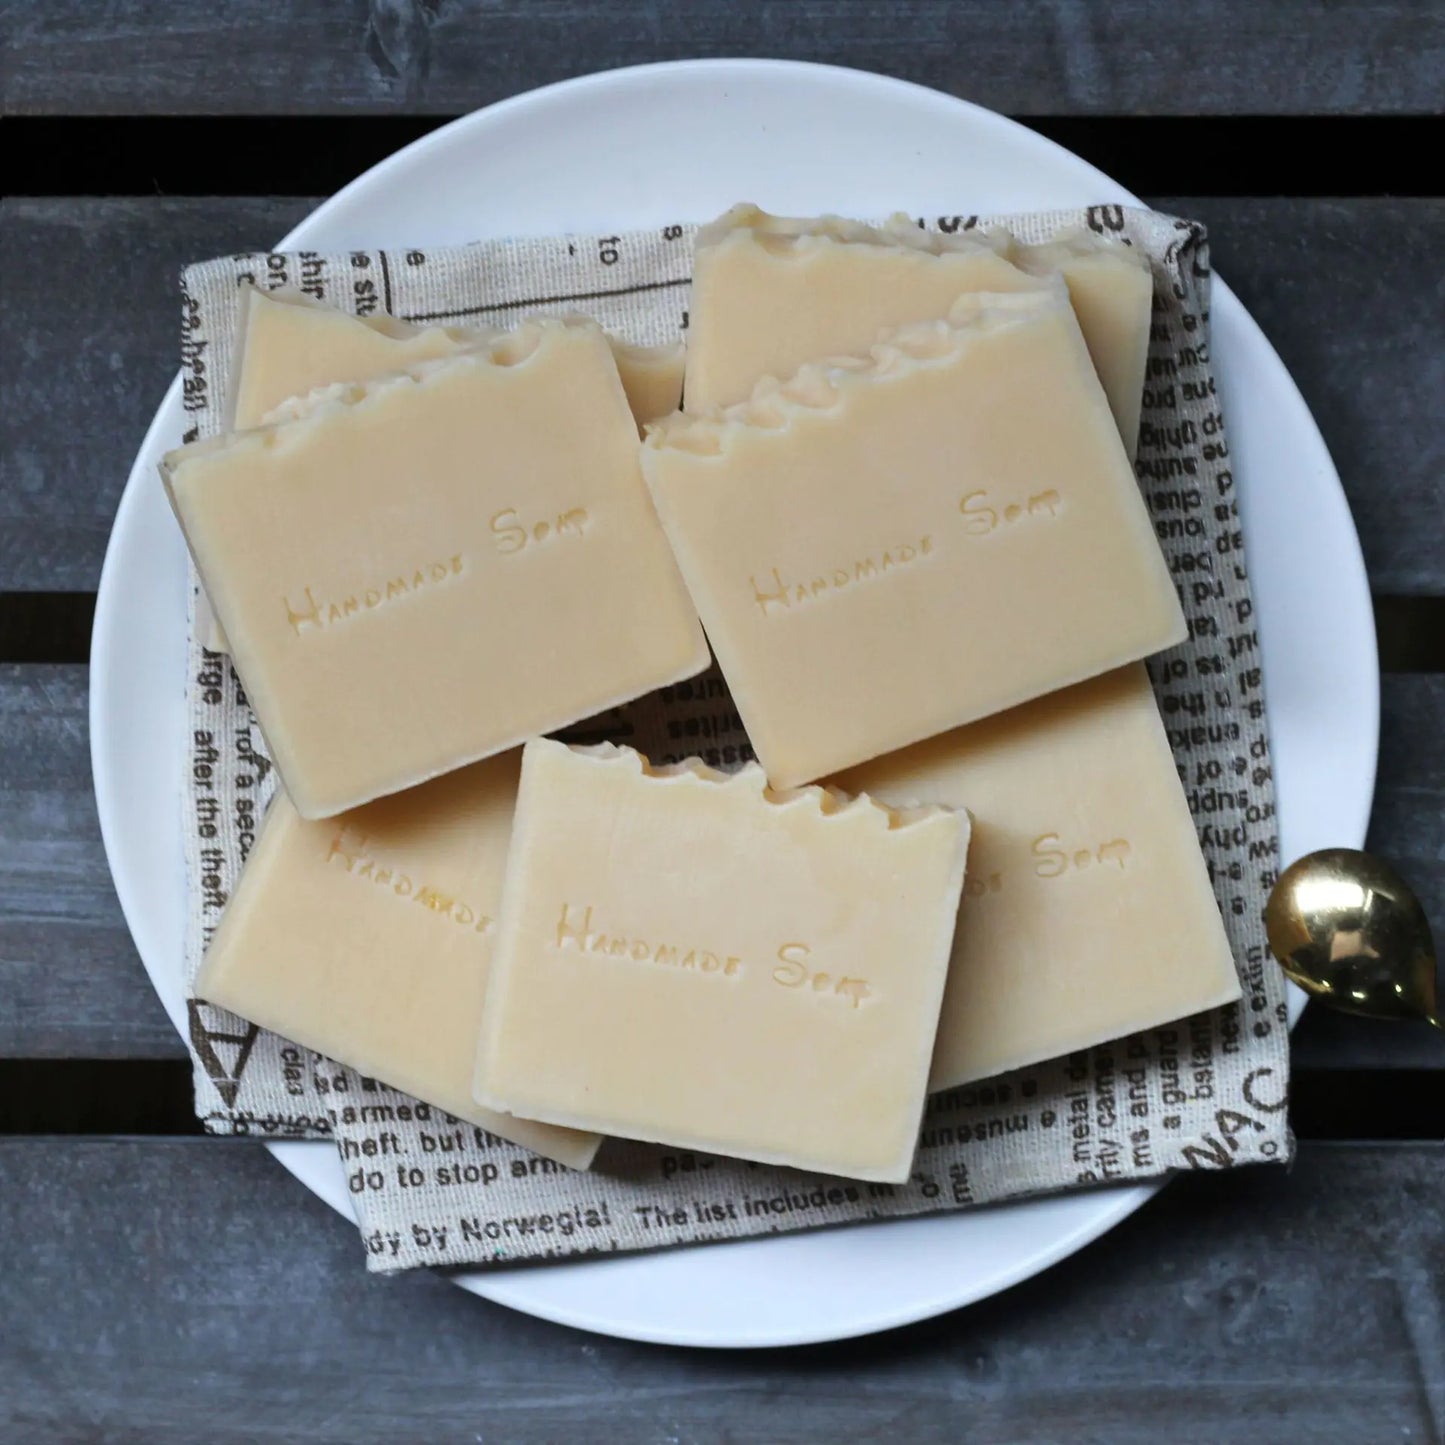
[{"left": 92, "top": 59, "right": 1377, "bottom": 1348}]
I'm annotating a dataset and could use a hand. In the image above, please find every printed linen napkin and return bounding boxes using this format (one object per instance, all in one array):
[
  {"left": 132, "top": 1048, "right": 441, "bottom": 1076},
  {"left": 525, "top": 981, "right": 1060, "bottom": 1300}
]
[{"left": 177, "top": 206, "right": 1292, "bottom": 1272}]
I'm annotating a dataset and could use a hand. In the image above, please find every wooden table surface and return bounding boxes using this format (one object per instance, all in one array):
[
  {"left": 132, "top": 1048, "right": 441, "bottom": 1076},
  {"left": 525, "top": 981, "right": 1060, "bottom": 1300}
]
[{"left": 2, "top": 5, "right": 1443, "bottom": 1441}]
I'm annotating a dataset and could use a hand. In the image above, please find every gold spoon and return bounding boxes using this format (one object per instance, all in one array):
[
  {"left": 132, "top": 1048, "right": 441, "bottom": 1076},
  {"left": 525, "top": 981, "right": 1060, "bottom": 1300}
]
[{"left": 1265, "top": 848, "right": 1441, "bottom": 1028}]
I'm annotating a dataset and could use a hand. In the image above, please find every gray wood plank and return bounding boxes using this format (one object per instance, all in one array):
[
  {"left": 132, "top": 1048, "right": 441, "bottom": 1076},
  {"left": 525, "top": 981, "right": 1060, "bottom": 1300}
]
[
  {"left": 6, "top": 1, "right": 1443, "bottom": 118},
  {"left": 1292, "top": 673, "right": 1445, "bottom": 1071},
  {"left": 0, "top": 197, "right": 317, "bottom": 592},
  {"left": 1157, "top": 196, "right": 1445, "bottom": 598},
  {"left": 3, "top": 662, "right": 1441, "bottom": 1068},
  {"left": 4, "top": 195, "right": 1443, "bottom": 595},
  {"left": 0, "top": 1138, "right": 1440, "bottom": 1441},
  {"left": 0, "top": 665, "right": 182, "bottom": 1058}
]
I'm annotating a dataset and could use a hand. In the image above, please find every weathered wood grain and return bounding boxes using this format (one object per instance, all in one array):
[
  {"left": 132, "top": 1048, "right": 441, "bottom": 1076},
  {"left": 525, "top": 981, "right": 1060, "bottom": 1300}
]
[
  {"left": 5, "top": 1, "right": 1443, "bottom": 118},
  {"left": 0, "top": 665, "right": 182, "bottom": 1058},
  {"left": 1292, "top": 673, "right": 1445, "bottom": 1071},
  {"left": 3, "top": 195, "right": 1443, "bottom": 595},
  {"left": 0, "top": 1138, "right": 1440, "bottom": 1441},
  {"left": 0, "top": 197, "right": 316, "bottom": 592},
  {"left": 1158, "top": 196, "right": 1445, "bottom": 598},
  {"left": 3, "top": 662, "right": 1441, "bottom": 1068}
]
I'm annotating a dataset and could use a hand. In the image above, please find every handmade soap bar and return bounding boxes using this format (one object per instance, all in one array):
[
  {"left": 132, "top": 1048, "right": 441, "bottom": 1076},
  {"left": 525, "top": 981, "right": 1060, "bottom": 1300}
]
[
  {"left": 643, "top": 289, "right": 1185, "bottom": 788},
  {"left": 1010, "top": 232, "right": 1154, "bottom": 459},
  {"left": 165, "top": 319, "right": 709, "bottom": 818},
  {"left": 684, "top": 206, "right": 1033, "bottom": 413},
  {"left": 194, "top": 753, "right": 601, "bottom": 1169},
  {"left": 684, "top": 206, "right": 1153, "bottom": 454},
  {"left": 231, "top": 286, "right": 686, "bottom": 431},
  {"left": 473, "top": 740, "right": 970, "bottom": 1183},
  {"left": 834, "top": 665, "right": 1242, "bottom": 1090},
  {"left": 199, "top": 290, "right": 688, "bottom": 654}
]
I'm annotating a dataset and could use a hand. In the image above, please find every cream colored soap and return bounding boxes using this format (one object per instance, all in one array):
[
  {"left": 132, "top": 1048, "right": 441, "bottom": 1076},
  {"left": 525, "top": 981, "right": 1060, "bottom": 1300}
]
[
  {"left": 202, "top": 289, "right": 688, "bottom": 653},
  {"left": 1010, "top": 232, "right": 1154, "bottom": 459},
  {"left": 684, "top": 206, "right": 1032, "bottom": 413},
  {"left": 643, "top": 288, "right": 1185, "bottom": 788},
  {"left": 685, "top": 206, "right": 1153, "bottom": 454},
  {"left": 605, "top": 338, "right": 689, "bottom": 432},
  {"left": 231, "top": 286, "right": 686, "bottom": 432},
  {"left": 835, "top": 666, "right": 1242, "bottom": 1090},
  {"left": 194, "top": 753, "right": 601, "bottom": 1170},
  {"left": 165, "top": 319, "right": 709, "bottom": 819},
  {"left": 473, "top": 740, "right": 970, "bottom": 1183}
]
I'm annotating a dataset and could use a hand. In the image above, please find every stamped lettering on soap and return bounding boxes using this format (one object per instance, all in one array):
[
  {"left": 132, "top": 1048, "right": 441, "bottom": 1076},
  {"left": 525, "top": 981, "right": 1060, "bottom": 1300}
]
[
  {"left": 490, "top": 506, "right": 589, "bottom": 555},
  {"left": 750, "top": 536, "right": 933, "bottom": 617},
  {"left": 772, "top": 943, "right": 873, "bottom": 1008},
  {"left": 1032, "top": 832, "right": 1133, "bottom": 878},
  {"left": 958, "top": 488, "right": 1063, "bottom": 536},
  {"left": 325, "top": 827, "right": 493, "bottom": 933},
  {"left": 284, "top": 554, "right": 465, "bottom": 636},
  {"left": 962, "top": 832, "right": 1132, "bottom": 899},
  {"left": 553, "top": 902, "right": 742, "bottom": 978},
  {"left": 962, "top": 870, "right": 1004, "bottom": 900}
]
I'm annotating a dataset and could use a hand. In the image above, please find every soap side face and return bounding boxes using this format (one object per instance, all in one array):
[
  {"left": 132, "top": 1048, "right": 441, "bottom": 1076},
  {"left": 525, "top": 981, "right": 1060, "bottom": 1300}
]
[
  {"left": 166, "top": 325, "right": 709, "bottom": 818},
  {"left": 474, "top": 741, "right": 970, "bottom": 1183},
  {"left": 645, "top": 295, "right": 1186, "bottom": 788},
  {"left": 833, "top": 664, "right": 1242, "bottom": 1090},
  {"left": 193, "top": 753, "right": 601, "bottom": 1170}
]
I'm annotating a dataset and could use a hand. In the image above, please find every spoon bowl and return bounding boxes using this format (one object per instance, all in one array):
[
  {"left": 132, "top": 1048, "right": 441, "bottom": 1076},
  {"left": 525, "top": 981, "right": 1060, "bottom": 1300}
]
[{"left": 1265, "top": 848, "right": 1440, "bottom": 1028}]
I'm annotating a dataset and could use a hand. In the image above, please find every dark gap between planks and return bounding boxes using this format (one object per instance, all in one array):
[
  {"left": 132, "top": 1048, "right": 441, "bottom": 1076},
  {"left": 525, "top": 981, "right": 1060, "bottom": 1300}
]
[
  {"left": 1, "top": 115, "right": 1441, "bottom": 198},
  {"left": 0, "top": 1061, "right": 204, "bottom": 1136},
  {"left": 0, "top": 1060, "right": 1439, "bottom": 1141},
  {"left": 1374, "top": 597, "right": 1445, "bottom": 673},
  {"left": 5, "top": 594, "right": 1443, "bottom": 671},
  {"left": 0, "top": 593, "right": 93, "bottom": 663}
]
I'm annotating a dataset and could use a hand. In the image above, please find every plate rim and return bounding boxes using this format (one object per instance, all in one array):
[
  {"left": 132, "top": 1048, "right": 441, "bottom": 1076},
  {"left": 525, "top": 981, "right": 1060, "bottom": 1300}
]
[{"left": 90, "top": 56, "right": 1376, "bottom": 1348}]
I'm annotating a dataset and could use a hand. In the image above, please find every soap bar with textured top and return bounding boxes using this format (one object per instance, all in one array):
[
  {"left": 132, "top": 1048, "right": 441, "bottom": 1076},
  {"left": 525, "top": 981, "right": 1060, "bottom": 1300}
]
[
  {"left": 684, "top": 206, "right": 1032, "bottom": 413},
  {"left": 231, "top": 285, "right": 686, "bottom": 432},
  {"left": 473, "top": 740, "right": 970, "bottom": 1183},
  {"left": 834, "top": 665, "right": 1242, "bottom": 1090},
  {"left": 194, "top": 752, "right": 601, "bottom": 1170},
  {"left": 684, "top": 206, "right": 1153, "bottom": 455},
  {"left": 643, "top": 288, "right": 1185, "bottom": 788},
  {"left": 201, "top": 288, "right": 688, "bottom": 654},
  {"left": 165, "top": 318, "right": 709, "bottom": 818}
]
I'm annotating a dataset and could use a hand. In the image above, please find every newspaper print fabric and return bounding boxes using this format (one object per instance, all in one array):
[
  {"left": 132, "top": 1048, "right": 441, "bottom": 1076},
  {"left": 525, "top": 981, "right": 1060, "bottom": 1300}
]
[{"left": 177, "top": 207, "right": 1291, "bottom": 1272}]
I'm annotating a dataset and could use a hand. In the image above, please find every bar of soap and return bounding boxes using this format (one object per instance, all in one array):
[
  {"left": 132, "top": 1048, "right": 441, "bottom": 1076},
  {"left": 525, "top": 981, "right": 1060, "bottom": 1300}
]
[
  {"left": 643, "top": 288, "right": 1186, "bottom": 788},
  {"left": 834, "top": 665, "right": 1242, "bottom": 1090},
  {"left": 684, "top": 206, "right": 1153, "bottom": 453},
  {"left": 194, "top": 753, "right": 601, "bottom": 1170},
  {"left": 232, "top": 286, "right": 686, "bottom": 432},
  {"left": 1010, "top": 232, "right": 1154, "bottom": 459},
  {"left": 473, "top": 740, "right": 970, "bottom": 1183},
  {"left": 684, "top": 205, "right": 1033, "bottom": 413},
  {"left": 201, "top": 289, "right": 688, "bottom": 654},
  {"left": 165, "top": 319, "right": 709, "bottom": 818}
]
